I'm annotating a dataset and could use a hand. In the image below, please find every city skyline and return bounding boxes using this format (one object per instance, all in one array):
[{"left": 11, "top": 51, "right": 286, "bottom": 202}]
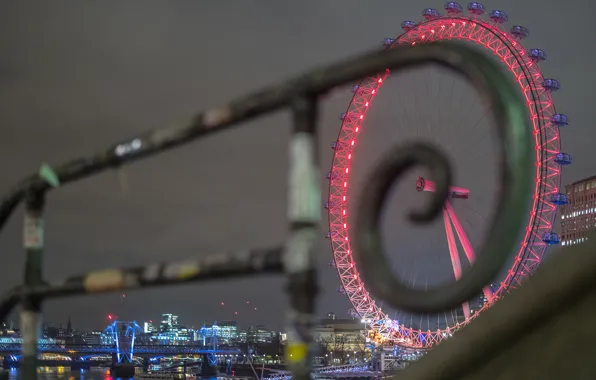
[
  {"left": 3, "top": 310, "right": 348, "bottom": 332},
  {"left": 0, "top": 0, "right": 591, "bottom": 330}
]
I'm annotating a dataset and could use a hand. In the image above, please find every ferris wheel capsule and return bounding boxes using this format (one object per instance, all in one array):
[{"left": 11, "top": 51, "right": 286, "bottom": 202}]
[
  {"left": 444, "top": 2, "right": 463, "bottom": 14},
  {"left": 330, "top": 141, "right": 345, "bottom": 150},
  {"left": 554, "top": 152, "right": 572, "bottom": 165},
  {"left": 510, "top": 25, "right": 530, "bottom": 39},
  {"left": 542, "top": 232, "right": 561, "bottom": 245},
  {"left": 382, "top": 38, "right": 395, "bottom": 47},
  {"left": 489, "top": 10, "right": 508, "bottom": 23},
  {"left": 549, "top": 193, "right": 569, "bottom": 205},
  {"left": 543, "top": 78, "right": 560, "bottom": 91},
  {"left": 401, "top": 20, "right": 417, "bottom": 31},
  {"left": 466, "top": 2, "right": 485, "bottom": 15},
  {"left": 348, "top": 309, "right": 359, "bottom": 318},
  {"left": 529, "top": 48, "right": 547, "bottom": 62},
  {"left": 324, "top": 201, "right": 337, "bottom": 210},
  {"left": 551, "top": 114, "right": 569, "bottom": 127},
  {"left": 422, "top": 8, "right": 441, "bottom": 20},
  {"left": 340, "top": 112, "right": 357, "bottom": 122}
]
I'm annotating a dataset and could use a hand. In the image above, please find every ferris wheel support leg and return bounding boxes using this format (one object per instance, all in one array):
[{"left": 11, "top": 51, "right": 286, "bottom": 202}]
[
  {"left": 445, "top": 201, "right": 494, "bottom": 303},
  {"left": 443, "top": 204, "right": 471, "bottom": 320}
]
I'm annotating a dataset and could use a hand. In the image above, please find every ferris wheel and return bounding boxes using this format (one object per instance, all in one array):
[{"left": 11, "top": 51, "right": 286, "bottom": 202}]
[{"left": 326, "top": 2, "right": 570, "bottom": 349}]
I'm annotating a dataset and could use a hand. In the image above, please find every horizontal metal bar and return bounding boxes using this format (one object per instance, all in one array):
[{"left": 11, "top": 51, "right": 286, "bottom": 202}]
[
  {"left": 0, "top": 246, "right": 283, "bottom": 322},
  {"left": 0, "top": 42, "right": 486, "bottom": 234}
]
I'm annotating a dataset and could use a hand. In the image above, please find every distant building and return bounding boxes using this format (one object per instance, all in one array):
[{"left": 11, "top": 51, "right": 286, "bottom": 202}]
[
  {"left": 561, "top": 175, "right": 596, "bottom": 246},
  {"left": 0, "top": 321, "right": 17, "bottom": 337},
  {"left": 84, "top": 330, "right": 102, "bottom": 345},
  {"left": 314, "top": 318, "right": 365, "bottom": 349},
  {"left": 236, "top": 330, "right": 247, "bottom": 344},
  {"left": 246, "top": 325, "right": 276, "bottom": 344},
  {"left": 160, "top": 314, "right": 179, "bottom": 331},
  {"left": 217, "top": 321, "right": 238, "bottom": 344},
  {"left": 194, "top": 321, "right": 239, "bottom": 345},
  {"left": 154, "top": 328, "right": 191, "bottom": 345},
  {"left": 313, "top": 318, "right": 367, "bottom": 365},
  {"left": 143, "top": 321, "right": 155, "bottom": 333}
]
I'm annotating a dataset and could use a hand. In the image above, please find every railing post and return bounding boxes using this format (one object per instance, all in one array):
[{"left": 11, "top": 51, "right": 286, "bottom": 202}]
[
  {"left": 21, "top": 191, "right": 46, "bottom": 380},
  {"left": 284, "top": 95, "right": 320, "bottom": 380}
]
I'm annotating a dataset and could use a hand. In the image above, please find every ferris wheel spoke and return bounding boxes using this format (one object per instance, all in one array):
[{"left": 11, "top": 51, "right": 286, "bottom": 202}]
[
  {"left": 445, "top": 201, "right": 494, "bottom": 303},
  {"left": 442, "top": 205, "right": 471, "bottom": 320},
  {"left": 445, "top": 201, "right": 474, "bottom": 263},
  {"left": 443, "top": 207, "right": 463, "bottom": 280}
]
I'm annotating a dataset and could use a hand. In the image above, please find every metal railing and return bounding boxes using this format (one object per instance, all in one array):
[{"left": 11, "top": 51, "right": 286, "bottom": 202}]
[{"left": 0, "top": 40, "right": 531, "bottom": 380}]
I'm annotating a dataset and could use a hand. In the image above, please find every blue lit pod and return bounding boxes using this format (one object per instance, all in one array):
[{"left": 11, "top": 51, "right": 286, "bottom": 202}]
[
  {"left": 554, "top": 152, "right": 572, "bottom": 165},
  {"left": 401, "top": 20, "right": 417, "bottom": 31},
  {"left": 337, "top": 287, "right": 346, "bottom": 294},
  {"left": 444, "top": 2, "right": 463, "bottom": 14},
  {"left": 423, "top": 8, "right": 441, "bottom": 20},
  {"left": 326, "top": 171, "right": 339, "bottom": 180},
  {"left": 324, "top": 201, "right": 338, "bottom": 209},
  {"left": 510, "top": 25, "right": 529, "bottom": 39},
  {"left": 383, "top": 38, "right": 395, "bottom": 47},
  {"left": 340, "top": 112, "right": 357, "bottom": 121},
  {"left": 542, "top": 79, "right": 560, "bottom": 91},
  {"left": 331, "top": 141, "right": 345, "bottom": 150},
  {"left": 328, "top": 260, "right": 336, "bottom": 267},
  {"left": 467, "top": 2, "right": 485, "bottom": 15},
  {"left": 542, "top": 232, "right": 560, "bottom": 245},
  {"left": 489, "top": 10, "right": 508, "bottom": 23},
  {"left": 529, "top": 49, "right": 547, "bottom": 62},
  {"left": 351, "top": 84, "right": 360, "bottom": 93},
  {"left": 325, "top": 231, "right": 337, "bottom": 239},
  {"left": 549, "top": 193, "right": 569, "bottom": 205},
  {"left": 551, "top": 114, "right": 569, "bottom": 127}
]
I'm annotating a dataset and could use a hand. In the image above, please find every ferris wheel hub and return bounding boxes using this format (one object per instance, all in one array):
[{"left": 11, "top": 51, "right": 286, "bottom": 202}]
[{"left": 416, "top": 176, "right": 470, "bottom": 199}]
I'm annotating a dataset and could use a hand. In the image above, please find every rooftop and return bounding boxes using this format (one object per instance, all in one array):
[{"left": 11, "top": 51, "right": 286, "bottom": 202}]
[{"left": 569, "top": 174, "right": 596, "bottom": 187}]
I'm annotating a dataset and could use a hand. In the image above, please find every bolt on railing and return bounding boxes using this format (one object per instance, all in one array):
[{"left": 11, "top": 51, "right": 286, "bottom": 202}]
[{"left": 0, "top": 40, "right": 531, "bottom": 380}]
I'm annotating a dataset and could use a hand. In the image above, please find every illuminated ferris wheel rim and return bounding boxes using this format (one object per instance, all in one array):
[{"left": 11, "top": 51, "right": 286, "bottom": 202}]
[{"left": 326, "top": 2, "right": 570, "bottom": 349}]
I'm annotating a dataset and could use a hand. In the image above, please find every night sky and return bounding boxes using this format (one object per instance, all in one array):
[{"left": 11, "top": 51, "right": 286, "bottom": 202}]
[{"left": 0, "top": 0, "right": 592, "bottom": 331}]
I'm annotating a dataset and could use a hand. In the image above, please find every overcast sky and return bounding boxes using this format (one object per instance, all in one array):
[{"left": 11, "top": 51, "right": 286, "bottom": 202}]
[{"left": 0, "top": 0, "right": 592, "bottom": 331}]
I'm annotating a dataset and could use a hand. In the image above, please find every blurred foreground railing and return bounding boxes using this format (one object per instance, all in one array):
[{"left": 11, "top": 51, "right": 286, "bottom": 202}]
[
  {"left": 0, "top": 40, "right": 534, "bottom": 380},
  {"left": 400, "top": 233, "right": 596, "bottom": 380}
]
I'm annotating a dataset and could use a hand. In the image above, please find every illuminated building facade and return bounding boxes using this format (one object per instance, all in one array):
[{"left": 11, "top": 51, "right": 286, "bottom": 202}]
[
  {"left": 154, "top": 328, "right": 191, "bottom": 345},
  {"left": 143, "top": 321, "right": 155, "bottom": 333},
  {"left": 84, "top": 330, "right": 102, "bottom": 345},
  {"left": 561, "top": 175, "right": 596, "bottom": 246},
  {"left": 160, "top": 314, "right": 179, "bottom": 331},
  {"left": 246, "top": 325, "right": 276, "bottom": 344},
  {"left": 216, "top": 321, "right": 238, "bottom": 344},
  {"left": 195, "top": 322, "right": 238, "bottom": 345}
]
